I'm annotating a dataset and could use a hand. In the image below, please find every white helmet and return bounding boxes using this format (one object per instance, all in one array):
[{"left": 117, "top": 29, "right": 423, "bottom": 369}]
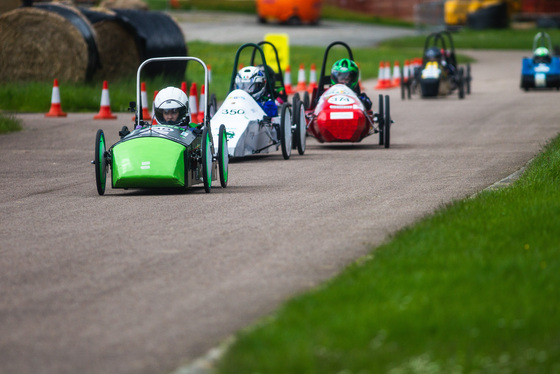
[
  {"left": 153, "top": 86, "right": 189, "bottom": 126},
  {"left": 235, "top": 66, "right": 266, "bottom": 101}
]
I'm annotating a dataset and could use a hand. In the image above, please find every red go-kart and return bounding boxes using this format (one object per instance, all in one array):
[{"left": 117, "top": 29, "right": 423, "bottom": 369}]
[{"left": 304, "top": 41, "right": 392, "bottom": 148}]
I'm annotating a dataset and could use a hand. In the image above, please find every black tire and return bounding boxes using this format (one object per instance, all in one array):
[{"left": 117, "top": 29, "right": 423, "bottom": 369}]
[
  {"left": 384, "top": 95, "right": 391, "bottom": 149},
  {"left": 378, "top": 94, "right": 384, "bottom": 146},
  {"left": 458, "top": 67, "right": 465, "bottom": 99},
  {"left": 303, "top": 91, "right": 310, "bottom": 110},
  {"left": 400, "top": 67, "right": 406, "bottom": 100},
  {"left": 95, "top": 129, "right": 107, "bottom": 195},
  {"left": 280, "top": 103, "right": 292, "bottom": 160},
  {"left": 208, "top": 93, "right": 218, "bottom": 119},
  {"left": 293, "top": 98, "right": 306, "bottom": 155},
  {"left": 201, "top": 126, "right": 212, "bottom": 193},
  {"left": 218, "top": 124, "right": 229, "bottom": 188},
  {"left": 119, "top": 125, "right": 130, "bottom": 139},
  {"left": 466, "top": 63, "right": 471, "bottom": 94},
  {"left": 291, "top": 94, "right": 301, "bottom": 150}
]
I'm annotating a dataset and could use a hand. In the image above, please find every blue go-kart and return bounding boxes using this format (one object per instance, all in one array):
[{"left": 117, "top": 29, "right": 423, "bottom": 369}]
[{"left": 520, "top": 32, "right": 560, "bottom": 91}]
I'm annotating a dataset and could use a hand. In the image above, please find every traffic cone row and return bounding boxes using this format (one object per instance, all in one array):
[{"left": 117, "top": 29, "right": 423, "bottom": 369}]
[{"left": 374, "top": 60, "right": 411, "bottom": 89}]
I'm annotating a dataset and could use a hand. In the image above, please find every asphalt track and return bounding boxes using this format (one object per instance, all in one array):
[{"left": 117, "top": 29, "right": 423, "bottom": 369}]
[{"left": 2, "top": 15, "right": 560, "bottom": 374}]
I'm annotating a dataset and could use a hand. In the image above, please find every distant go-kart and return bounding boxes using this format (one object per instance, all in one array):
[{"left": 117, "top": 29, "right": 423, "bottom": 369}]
[
  {"left": 304, "top": 41, "right": 393, "bottom": 148},
  {"left": 520, "top": 31, "right": 560, "bottom": 91},
  {"left": 402, "top": 30, "right": 471, "bottom": 100},
  {"left": 92, "top": 56, "right": 228, "bottom": 195},
  {"left": 210, "top": 42, "right": 307, "bottom": 159}
]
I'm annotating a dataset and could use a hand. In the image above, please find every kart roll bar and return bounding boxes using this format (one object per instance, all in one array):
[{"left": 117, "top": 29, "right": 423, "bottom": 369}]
[
  {"left": 252, "top": 41, "right": 287, "bottom": 100},
  {"left": 135, "top": 56, "right": 210, "bottom": 126},
  {"left": 533, "top": 31, "right": 553, "bottom": 52},
  {"left": 315, "top": 41, "right": 354, "bottom": 104},
  {"left": 229, "top": 43, "right": 276, "bottom": 100}
]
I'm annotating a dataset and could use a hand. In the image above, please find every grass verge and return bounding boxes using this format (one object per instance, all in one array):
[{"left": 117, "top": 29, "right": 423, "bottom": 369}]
[
  {"left": 0, "top": 113, "right": 23, "bottom": 134},
  {"left": 213, "top": 135, "right": 560, "bottom": 373}
]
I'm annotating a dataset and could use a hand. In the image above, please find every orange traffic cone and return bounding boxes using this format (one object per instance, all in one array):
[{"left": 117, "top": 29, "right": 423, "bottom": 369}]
[
  {"left": 392, "top": 60, "right": 402, "bottom": 87},
  {"left": 45, "top": 79, "right": 67, "bottom": 117},
  {"left": 284, "top": 65, "right": 294, "bottom": 95},
  {"left": 403, "top": 60, "right": 410, "bottom": 83},
  {"left": 152, "top": 90, "right": 158, "bottom": 124},
  {"left": 296, "top": 63, "right": 307, "bottom": 92},
  {"left": 189, "top": 83, "right": 199, "bottom": 124},
  {"left": 170, "top": 0, "right": 180, "bottom": 9},
  {"left": 374, "top": 62, "right": 389, "bottom": 89},
  {"left": 94, "top": 80, "right": 117, "bottom": 120},
  {"left": 207, "top": 64, "right": 212, "bottom": 84},
  {"left": 140, "top": 82, "right": 151, "bottom": 120},
  {"left": 180, "top": 81, "right": 187, "bottom": 94},
  {"left": 307, "top": 63, "right": 318, "bottom": 94},
  {"left": 198, "top": 84, "right": 206, "bottom": 123}
]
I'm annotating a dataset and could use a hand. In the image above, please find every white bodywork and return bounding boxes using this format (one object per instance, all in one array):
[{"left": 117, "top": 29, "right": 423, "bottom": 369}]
[{"left": 210, "top": 89, "right": 280, "bottom": 158}]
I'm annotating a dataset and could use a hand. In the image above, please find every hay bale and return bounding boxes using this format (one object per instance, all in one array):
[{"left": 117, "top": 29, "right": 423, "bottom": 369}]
[
  {"left": 0, "top": 3, "right": 100, "bottom": 83},
  {"left": 81, "top": 7, "right": 141, "bottom": 81},
  {"left": 0, "top": 0, "right": 21, "bottom": 15}
]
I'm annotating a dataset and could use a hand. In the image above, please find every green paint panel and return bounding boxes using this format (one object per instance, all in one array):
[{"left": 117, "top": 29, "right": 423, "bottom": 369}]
[{"left": 112, "top": 137, "right": 185, "bottom": 188}]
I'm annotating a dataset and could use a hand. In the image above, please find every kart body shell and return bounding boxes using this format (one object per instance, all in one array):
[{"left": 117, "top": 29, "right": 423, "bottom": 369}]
[
  {"left": 520, "top": 32, "right": 560, "bottom": 91},
  {"left": 211, "top": 42, "right": 307, "bottom": 159},
  {"left": 307, "top": 84, "right": 370, "bottom": 143},
  {"left": 305, "top": 41, "right": 392, "bottom": 148},
  {"left": 93, "top": 56, "right": 229, "bottom": 195}
]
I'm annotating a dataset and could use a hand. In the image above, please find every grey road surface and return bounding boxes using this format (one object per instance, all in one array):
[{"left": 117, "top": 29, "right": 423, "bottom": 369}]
[
  {"left": 1, "top": 20, "right": 559, "bottom": 374},
  {"left": 173, "top": 10, "right": 418, "bottom": 47}
]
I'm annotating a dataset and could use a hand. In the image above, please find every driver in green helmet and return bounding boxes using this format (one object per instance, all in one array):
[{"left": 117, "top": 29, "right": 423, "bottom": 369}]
[
  {"left": 331, "top": 58, "right": 372, "bottom": 111},
  {"left": 533, "top": 46, "right": 551, "bottom": 64}
]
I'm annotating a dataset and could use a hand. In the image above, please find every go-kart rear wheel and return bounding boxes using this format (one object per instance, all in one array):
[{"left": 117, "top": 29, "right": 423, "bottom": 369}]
[
  {"left": 208, "top": 93, "right": 218, "bottom": 119},
  {"left": 280, "top": 103, "right": 292, "bottom": 160},
  {"left": 94, "top": 129, "right": 107, "bottom": 195},
  {"left": 466, "top": 64, "right": 471, "bottom": 95},
  {"left": 293, "top": 97, "right": 307, "bottom": 156},
  {"left": 384, "top": 95, "right": 391, "bottom": 149},
  {"left": 218, "top": 124, "right": 229, "bottom": 188},
  {"left": 378, "top": 94, "right": 384, "bottom": 146},
  {"left": 291, "top": 94, "right": 301, "bottom": 150},
  {"left": 458, "top": 68, "right": 465, "bottom": 99},
  {"left": 303, "top": 91, "right": 310, "bottom": 110},
  {"left": 201, "top": 126, "right": 212, "bottom": 193}
]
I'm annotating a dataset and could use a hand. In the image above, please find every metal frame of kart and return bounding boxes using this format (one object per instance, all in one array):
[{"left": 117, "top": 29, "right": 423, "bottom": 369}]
[
  {"left": 93, "top": 56, "right": 228, "bottom": 195},
  {"left": 225, "top": 42, "right": 306, "bottom": 157},
  {"left": 402, "top": 30, "right": 471, "bottom": 100},
  {"left": 307, "top": 40, "right": 392, "bottom": 148}
]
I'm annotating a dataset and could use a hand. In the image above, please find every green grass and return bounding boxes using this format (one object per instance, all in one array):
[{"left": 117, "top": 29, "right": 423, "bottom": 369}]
[
  {"left": 0, "top": 113, "right": 23, "bottom": 134},
  {"left": 214, "top": 135, "right": 560, "bottom": 374}
]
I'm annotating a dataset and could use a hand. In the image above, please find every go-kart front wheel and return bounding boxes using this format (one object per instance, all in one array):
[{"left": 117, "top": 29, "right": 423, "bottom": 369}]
[
  {"left": 217, "top": 124, "right": 229, "bottom": 188},
  {"left": 292, "top": 95, "right": 307, "bottom": 155},
  {"left": 280, "top": 103, "right": 292, "bottom": 160},
  {"left": 94, "top": 129, "right": 108, "bottom": 195},
  {"left": 384, "top": 95, "right": 391, "bottom": 149},
  {"left": 201, "top": 126, "right": 212, "bottom": 193},
  {"left": 378, "top": 94, "right": 384, "bottom": 146}
]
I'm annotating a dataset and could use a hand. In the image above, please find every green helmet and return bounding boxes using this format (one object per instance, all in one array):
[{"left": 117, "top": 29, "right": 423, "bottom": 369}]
[
  {"left": 534, "top": 47, "right": 550, "bottom": 57},
  {"left": 331, "top": 58, "right": 359, "bottom": 89}
]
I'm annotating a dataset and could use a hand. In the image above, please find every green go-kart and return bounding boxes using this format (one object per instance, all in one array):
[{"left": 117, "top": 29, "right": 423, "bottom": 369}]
[{"left": 92, "top": 56, "right": 229, "bottom": 195}]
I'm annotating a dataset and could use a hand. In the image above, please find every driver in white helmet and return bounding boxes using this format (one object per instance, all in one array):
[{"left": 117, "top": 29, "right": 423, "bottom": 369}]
[
  {"left": 235, "top": 66, "right": 278, "bottom": 117},
  {"left": 152, "top": 86, "right": 196, "bottom": 127}
]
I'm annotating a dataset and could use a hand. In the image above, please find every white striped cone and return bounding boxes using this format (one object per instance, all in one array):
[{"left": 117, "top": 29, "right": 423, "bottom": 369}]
[
  {"left": 392, "top": 60, "right": 401, "bottom": 87},
  {"left": 198, "top": 84, "right": 206, "bottom": 123},
  {"left": 94, "top": 80, "right": 117, "bottom": 119},
  {"left": 296, "top": 63, "right": 307, "bottom": 92},
  {"left": 284, "top": 65, "right": 294, "bottom": 95},
  {"left": 189, "top": 83, "right": 199, "bottom": 123},
  {"left": 307, "top": 63, "right": 317, "bottom": 94},
  {"left": 45, "top": 79, "right": 67, "bottom": 117},
  {"left": 384, "top": 62, "right": 392, "bottom": 88},
  {"left": 375, "top": 61, "right": 388, "bottom": 89},
  {"left": 403, "top": 60, "right": 410, "bottom": 83},
  {"left": 207, "top": 64, "right": 212, "bottom": 84}
]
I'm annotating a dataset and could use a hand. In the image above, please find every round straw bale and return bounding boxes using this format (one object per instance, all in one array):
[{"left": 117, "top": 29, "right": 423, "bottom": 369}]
[
  {"left": 81, "top": 7, "right": 141, "bottom": 81},
  {"left": 0, "top": 0, "right": 21, "bottom": 15},
  {"left": 0, "top": 3, "right": 100, "bottom": 83}
]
